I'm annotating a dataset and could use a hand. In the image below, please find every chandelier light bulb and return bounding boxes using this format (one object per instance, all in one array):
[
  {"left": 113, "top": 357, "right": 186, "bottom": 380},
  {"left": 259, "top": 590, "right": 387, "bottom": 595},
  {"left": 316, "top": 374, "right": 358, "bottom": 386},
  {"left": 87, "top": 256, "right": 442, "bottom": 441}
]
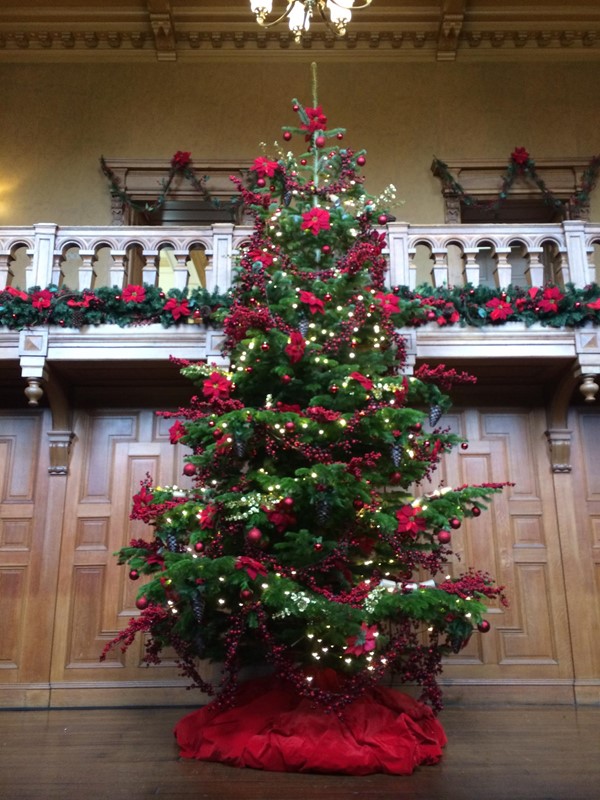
[{"left": 249, "top": 0, "right": 371, "bottom": 41}]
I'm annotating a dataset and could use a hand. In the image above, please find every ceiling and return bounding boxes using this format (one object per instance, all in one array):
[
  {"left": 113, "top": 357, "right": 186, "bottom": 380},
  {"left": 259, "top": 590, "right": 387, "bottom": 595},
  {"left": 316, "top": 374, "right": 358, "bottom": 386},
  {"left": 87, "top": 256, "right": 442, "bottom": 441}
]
[{"left": 0, "top": 1, "right": 599, "bottom": 62}]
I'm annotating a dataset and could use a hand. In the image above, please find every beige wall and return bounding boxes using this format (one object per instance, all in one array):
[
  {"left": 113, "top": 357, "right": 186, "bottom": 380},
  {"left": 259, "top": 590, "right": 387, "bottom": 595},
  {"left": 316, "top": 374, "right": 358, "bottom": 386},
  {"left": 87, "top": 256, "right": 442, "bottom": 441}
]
[{"left": 0, "top": 59, "right": 599, "bottom": 226}]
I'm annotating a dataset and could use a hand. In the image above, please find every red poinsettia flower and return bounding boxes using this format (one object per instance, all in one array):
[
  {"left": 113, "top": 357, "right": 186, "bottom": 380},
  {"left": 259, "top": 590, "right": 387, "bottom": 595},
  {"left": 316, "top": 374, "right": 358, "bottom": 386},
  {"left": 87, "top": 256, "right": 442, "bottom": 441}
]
[
  {"left": 537, "top": 286, "right": 564, "bottom": 313},
  {"left": 163, "top": 297, "right": 191, "bottom": 320},
  {"left": 285, "top": 331, "right": 306, "bottom": 363},
  {"left": 202, "top": 371, "right": 232, "bottom": 401},
  {"left": 586, "top": 298, "right": 600, "bottom": 311},
  {"left": 246, "top": 247, "right": 275, "bottom": 268},
  {"left": 374, "top": 291, "right": 400, "bottom": 314},
  {"left": 235, "top": 556, "right": 268, "bottom": 581},
  {"left": 168, "top": 420, "right": 186, "bottom": 444},
  {"left": 4, "top": 286, "right": 28, "bottom": 300},
  {"left": 251, "top": 156, "right": 280, "bottom": 178},
  {"left": 301, "top": 207, "right": 331, "bottom": 235},
  {"left": 277, "top": 402, "right": 302, "bottom": 413},
  {"left": 395, "top": 504, "right": 427, "bottom": 538},
  {"left": 299, "top": 290, "right": 325, "bottom": 315},
  {"left": 350, "top": 372, "right": 373, "bottom": 391},
  {"left": 486, "top": 297, "right": 514, "bottom": 321},
  {"left": 131, "top": 483, "right": 154, "bottom": 515},
  {"left": 301, "top": 105, "right": 328, "bottom": 136},
  {"left": 122, "top": 285, "right": 146, "bottom": 303},
  {"left": 511, "top": 147, "right": 530, "bottom": 167},
  {"left": 266, "top": 502, "right": 296, "bottom": 533},
  {"left": 199, "top": 504, "right": 217, "bottom": 529},
  {"left": 67, "top": 292, "right": 95, "bottom": 308},
  {"left": 31, "top": 289, "right": 53, "bottom": 309},
  {"left": 171, "top": 150, "right": 192, "bottom": 169},
  {"left": 344, "top": 622, "right": 378, "bottom": 657}
]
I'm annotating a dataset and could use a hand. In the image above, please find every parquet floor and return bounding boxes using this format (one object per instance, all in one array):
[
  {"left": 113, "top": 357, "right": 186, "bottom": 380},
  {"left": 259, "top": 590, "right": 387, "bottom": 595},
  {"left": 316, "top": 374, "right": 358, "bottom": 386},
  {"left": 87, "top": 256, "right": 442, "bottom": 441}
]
[{"left": 0, "top": 705, "right": 598, "bottom": 800}]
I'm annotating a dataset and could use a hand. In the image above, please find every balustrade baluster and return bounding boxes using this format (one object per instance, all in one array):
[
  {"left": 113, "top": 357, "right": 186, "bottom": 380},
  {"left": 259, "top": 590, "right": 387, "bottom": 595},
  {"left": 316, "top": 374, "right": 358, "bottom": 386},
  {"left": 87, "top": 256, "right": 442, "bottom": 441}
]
[
  {"left": 142, "top": 253, "right": 158, "bottom": 287},
  {"left": 0, "top": 253, "right": 12, "bottom": 290},
  {"left": 463, "top": 250, "right": 480, "bottom": 286},
  {"left": 525, "top": 249, "right": 545, "bottom": 287},
  {"left": 172, "top": 253, "right": 190, "bottom": 291},
  {"left": 78, "top": 251, "right": 96, "bottom": 291},
  {"left": 109, "top": 251, "right": 127, "bottom": 289},
  {"left": 493, "top": 250, "right": 512, "bottom": 288},
  {"left": 431, "top": 250, "right": 449, "bottom": 287}
]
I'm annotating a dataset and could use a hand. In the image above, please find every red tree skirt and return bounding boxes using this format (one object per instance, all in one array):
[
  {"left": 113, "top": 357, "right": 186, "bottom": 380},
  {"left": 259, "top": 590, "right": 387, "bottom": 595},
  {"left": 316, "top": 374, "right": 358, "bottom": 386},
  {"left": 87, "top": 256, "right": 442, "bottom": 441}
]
[{"left": 174, "top": 676, "right": 447, "bottom": 775}]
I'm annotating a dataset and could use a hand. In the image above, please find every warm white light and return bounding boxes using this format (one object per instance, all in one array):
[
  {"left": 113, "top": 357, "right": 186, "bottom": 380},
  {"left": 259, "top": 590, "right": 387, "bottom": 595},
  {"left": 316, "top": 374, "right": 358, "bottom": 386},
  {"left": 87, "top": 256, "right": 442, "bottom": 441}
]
[{"left": 249, "top": 0, "right": 371, "bottom": 42}]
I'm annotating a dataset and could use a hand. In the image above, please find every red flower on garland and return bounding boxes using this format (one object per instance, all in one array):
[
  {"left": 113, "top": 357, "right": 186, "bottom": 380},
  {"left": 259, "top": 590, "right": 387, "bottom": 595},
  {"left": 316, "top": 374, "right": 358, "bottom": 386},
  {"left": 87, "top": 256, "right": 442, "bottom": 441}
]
[
  {"left": 301, "top": 105, "right": 328, "bottom": 136},
  {"left": 299, "top": 290, "right": 325, "bottom": 315},
  {"left": 31, "top": 289, "right": 53, "bottom": 309},
  {"left": 131, "top": 483, "right": 154, "bottom": 517},
  {"left": 395, "top": 504, "right": 427, "bottom": 538},
  {"left": 374, "top": 291, "right": 400, "bottom": 314},
  {"left": 537, "top": 286, "right": 564, "bottom": 313},
  {"left": 235, "top": 556, "right": 268, "bottom": 581},
  {"left": 67, "top": 292, "right": 95, "bottom": 308},
  {"left": 4, "top": 286, "right": 28, "bottom": 300},
  {"left": 171, "top": 150, "right": 192, "bottom": 169},
  {"left": 246, "top": 247, "right": 275, "bottom": 268},
  {"left": 168, "top": 420, "right": 186, "bottom": 444},
  {"left": 344, "top": 622, "right": 378, "bottom": 657},
  {"left": 251, "top": 157, "right": 280, "bottom": 178},
  {"left": 486, "top": 297, "right": 514, "bottom": 321},
  {"left": 301, "top": 207, "right": 331, "bottom": 235},
  {"left": 199, "top": 504, "right": 217, "bottom": 529},
  {"left": 587, "top": 298, "right": 600, "bottom": 311},
  {"left": 122, "top": 285, "right": 146, "bottom": 303},
  {"left": 266, "top": 502, "right": 297, "bottom": 533},
  {"left": 163, "top": 297, "right": 191, "bottom": 320},
  {"left": 285, "top": 331, "right": 306, "bottom": 363},
  {"left": 350, "top": 372, "right": 373, "bottom": 391},
  {"left": 202, "top": 371, "right": 232, "bottom": 400},
  {"left": 511, "top": 147, "right": 530, "bottom": 167}
]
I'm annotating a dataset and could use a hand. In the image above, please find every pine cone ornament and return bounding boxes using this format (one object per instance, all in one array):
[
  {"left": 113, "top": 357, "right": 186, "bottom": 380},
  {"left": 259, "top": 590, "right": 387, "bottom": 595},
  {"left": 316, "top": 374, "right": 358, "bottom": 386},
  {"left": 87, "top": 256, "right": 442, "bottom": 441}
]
[
  {"left": 391, "top": 441, "right": 403, "bottom": 467},
  {"left": 298, "top": 317, "right": 309, "bottom": 337},
  {"left": 234, "top": 435, "right": 247, "bottom": 458},
  {"left": 429, "top": 404, "right": 443, "bottom": 426},
  {"left": 165, "top": 533, "right": 179, "bottom": 552},
  {"left": 191, "top": 592, "right": 205, "bottom": 623},
  {"left": 316, "top": 495, "right": 331, "bottom": 525}
]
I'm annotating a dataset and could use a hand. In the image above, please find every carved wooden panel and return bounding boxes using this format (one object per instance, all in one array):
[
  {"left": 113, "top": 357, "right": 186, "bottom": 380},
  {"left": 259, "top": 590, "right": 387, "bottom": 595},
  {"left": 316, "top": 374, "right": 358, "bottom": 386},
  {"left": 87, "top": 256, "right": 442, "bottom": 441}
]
[
  {"left": 49, "top": 409, "right": 215, "bottom": 705},
  {"left": 0, "top": 412, "right": 56, "bottom": 699},
  {"left": 416, "top": 408, "right": 574, "bottom": 702}
]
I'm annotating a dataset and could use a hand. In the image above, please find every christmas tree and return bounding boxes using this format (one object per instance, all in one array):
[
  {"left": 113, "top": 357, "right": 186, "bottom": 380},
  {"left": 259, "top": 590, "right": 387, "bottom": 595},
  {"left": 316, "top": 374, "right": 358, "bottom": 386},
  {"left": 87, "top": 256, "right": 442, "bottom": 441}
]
[{"left": 103, "top": 69, "right": 507, "bottom": 774}]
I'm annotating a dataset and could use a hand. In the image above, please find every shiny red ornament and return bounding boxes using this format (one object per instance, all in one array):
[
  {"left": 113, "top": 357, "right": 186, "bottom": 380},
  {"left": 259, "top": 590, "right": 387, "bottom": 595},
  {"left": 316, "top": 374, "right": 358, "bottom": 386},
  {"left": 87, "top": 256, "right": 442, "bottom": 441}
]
[
  {"left": 477, "top": 620, "right": 491, "bottom": 633},
  {"left": 356, "top": 155, "right": 366, "bottom": 166},
  {"left": 256, "top": 177, "right": 266, "bottom": 188},
  {"left": 283, "top": 497, "right": 294, "bottom": 508},
  {"left": 129, "top": 569, "right": 139, "bottom": 581},
  {"left": 427, "top": 310, "right": 437, "bottom": 321},
  {"left": 460, "top": 442, "right": 469, "bottom": 450},
  {"left": 135, "top": 596, "right": 149, "bottom": 610},
  {"left": 240, "top": 588, "right": 253, "bottom": 601},
  {"left": 324, "top": 293, "right": 332, "bottom": 301},
  {"left": 330, "top": 384, "right": 339, "bottom": 394},
  {"left": 336, "top": 132, "right": 344, "bottom": 140},
  {"left": 472, "top": 506, "right": 481, "bottom": 517},
  {"left": 246, "top": 527, "right": 263, "bottom": 545},
  {"left": 285, "top": 422, "right": 295, "bottom": 433},
  {"left": 213, "top": 428, "right": 222, "bottom": 439},
  {"left": 353, "top": 498, "right": 364, "bottom": 509},
  {"left": 449, "top": 517, "right": 461, "bottom": 530},
  {"left": 194, "top": 542, "right": 204, "bottom": 553},
  {"left": 261, "top": 342, "right": 270, "bottom": 351},
  {"left": 292, "top": 104, "right": 299, "bottom": 111},
  {"left": 283, "top": 131, "right": 292, "bottom": 141},
  {"left": 300, "top": 159, "right": 307, "bottom": 165},
  {"left": 281, "top": 374, "right": 291, "bottom": 384},
  {"left": 437, "top": 530, "right": 452, "bottom": 545},
  {"left": 314, "top": 542, "right": 323, "bottom": 552},
  {"left": 390, "top": 472, "right": 403, "bottom": 485},
  {"left": 183, "top": 463, "right": 196, "bottom": 476},
  {"left": 378, "top": 214, "right": 387, "bottom": 225},
  {"left": 322, "top": 245, "right": 331, "bottom": 254},
  {"left": 315, "top": 135, "right": 326, "bottom": 148}
]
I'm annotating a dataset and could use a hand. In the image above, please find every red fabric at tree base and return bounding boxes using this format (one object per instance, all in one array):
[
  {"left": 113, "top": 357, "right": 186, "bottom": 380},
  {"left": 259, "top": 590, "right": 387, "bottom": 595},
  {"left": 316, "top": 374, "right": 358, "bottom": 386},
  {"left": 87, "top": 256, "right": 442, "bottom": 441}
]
[{"left": 174, "top": 676, "right": 447, "bottom": 775}]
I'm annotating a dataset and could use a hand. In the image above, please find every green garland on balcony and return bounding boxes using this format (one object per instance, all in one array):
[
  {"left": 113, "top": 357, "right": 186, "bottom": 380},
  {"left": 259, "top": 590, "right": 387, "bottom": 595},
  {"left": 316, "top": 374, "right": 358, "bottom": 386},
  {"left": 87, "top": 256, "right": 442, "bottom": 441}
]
[
  {"left": 2, "top": 282, "right": 600, "bottom": 332},
  {"left": 100, "top": 151, "right": 241, "bottom": 215},
  {"left": 432, "top": 149, "right": 600, "bottom": 213}
]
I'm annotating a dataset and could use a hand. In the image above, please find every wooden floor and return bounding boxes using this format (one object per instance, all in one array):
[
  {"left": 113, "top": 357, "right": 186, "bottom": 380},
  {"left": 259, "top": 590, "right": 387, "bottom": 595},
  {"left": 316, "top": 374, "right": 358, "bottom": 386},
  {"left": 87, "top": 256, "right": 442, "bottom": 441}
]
[{"left": 0, "top": 705, "right": 598, "bottom": 800}]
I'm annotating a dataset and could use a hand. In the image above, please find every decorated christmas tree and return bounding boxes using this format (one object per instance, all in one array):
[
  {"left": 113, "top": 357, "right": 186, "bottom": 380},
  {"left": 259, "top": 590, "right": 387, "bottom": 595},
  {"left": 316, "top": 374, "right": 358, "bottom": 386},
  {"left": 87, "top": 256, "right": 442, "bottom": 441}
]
[{"left": 103, "top": 69, "right": 508, "bottom": 775}]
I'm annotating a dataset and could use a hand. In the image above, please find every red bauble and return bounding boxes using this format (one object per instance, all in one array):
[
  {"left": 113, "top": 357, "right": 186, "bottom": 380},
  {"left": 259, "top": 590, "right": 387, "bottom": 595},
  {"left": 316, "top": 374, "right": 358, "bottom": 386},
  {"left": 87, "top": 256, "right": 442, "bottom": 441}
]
[
  {"left": 472, "top": 506, "right": 481, "bottom": 517},
  {"left": 135, "top": 596, "right": 149, "bottom": 610},
  {"left": 283, "top": 131, "right": 292, "bottom": 141},
  {"left": 261, "top": 342, "right": 270, "bottom": 351},
  {"left": 246, "top": 527, "right": 263, "bottom": 545},
  {"left": 256, "top": 177, "right": 266, "bottom": 188},
  {"left": 411, "top": 423, "right": 422, "bottom": 433},
  {"left": 378, "top": 214, "right": 388, "bottom": 225},
  {"left": 194, "top": 541, "right": 204, "bottom": 553},
  {"left": 281, "top": 374, "right": 291, "bottom": 384},
  {"left": 356, "top": 155, "right": 366, "bottom": 166},
  {"left": 314, "top": 542, "right": 323, "bottom": 552},
  {"left": 245, "top": 367, "right": 253, "bottom": 373},
  {"left": 240, "top": 588, "right": 253, "bottom": 601},
  {"left": 300, "top": 159, "right": 307, "bottom": 166},
  {"left": 478, "top": 620, "right": 491, "bottom": 633},
  {"left": 427, "top": 310, "right": 437, "bottom": 321},
  {"left": 460, "top": 442, "right": 469, "bottom": 450},
  {"left": 129, "top": 569, "right": 139, "bottom": 581},
  {"left": 183, "top": 463, "right": 196, "bottom": 476},
  {"left": 336, "top": 132, "right": 344, "bottom": 140},
  {"left": 292, "top": 104, "right": 299, "bottom": 112},
  {"left": 285, "top": 422, "right": 295, "bottom": 433},
  {"left": 213, "top": 429, "right": 222, "bottom": 439},
  {"left": 330, "top": 384, "right": 339, "bottom": 394},
  {"left": 437, "top": 530, "right": 452, "bottom": 545},
  {"left": 353, "top": 498, "right": 364, "bottom": 509},
  {"left": 315, "top": 135, "right": 326, "bottom": 148},
  {"left": 390, "top": 472, "right": 403, "bottom": 485},
  {"left": 322, "top": 245, "right": 331, "bottom": 254},
  {"left": 283, "top": 497, "right": 294, "bottom": 508},
  {"left": 324, "top": 293, "right": 332, "bottom": 301},
  {"left": 449, "top": 517, "right": 461, "bottom": 530}
]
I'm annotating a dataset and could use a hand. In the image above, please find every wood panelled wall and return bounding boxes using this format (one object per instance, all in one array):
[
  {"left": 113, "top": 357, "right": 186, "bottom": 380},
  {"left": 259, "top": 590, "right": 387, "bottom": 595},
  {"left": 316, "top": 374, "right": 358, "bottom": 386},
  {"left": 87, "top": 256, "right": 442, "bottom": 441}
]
[{"left": 0, "top": 405, "right": 598, "bottom": 708}]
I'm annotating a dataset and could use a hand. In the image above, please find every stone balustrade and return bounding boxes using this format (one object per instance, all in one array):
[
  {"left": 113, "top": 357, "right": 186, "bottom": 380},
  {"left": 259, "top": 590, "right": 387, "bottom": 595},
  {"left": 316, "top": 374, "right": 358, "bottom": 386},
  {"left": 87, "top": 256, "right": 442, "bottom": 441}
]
[{"left": 0, "top": 220, "right": 598, "bottom": 294}]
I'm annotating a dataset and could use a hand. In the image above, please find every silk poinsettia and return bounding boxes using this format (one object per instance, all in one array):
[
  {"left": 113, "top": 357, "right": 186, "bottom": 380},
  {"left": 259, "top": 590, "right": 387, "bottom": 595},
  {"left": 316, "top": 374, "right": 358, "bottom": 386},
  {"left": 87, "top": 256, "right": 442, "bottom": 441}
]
[
  {"left": 350, "top": 372, "right": 373, "bottom": 391},
  {"left": 301, "top": 207, "right": 331, "bottom": 235},
  {"left": 587, "top": 298, "right": 600, "bottom": 310},
  {"left": 285, "top": 331, "right": 306, "bottom": 363},
  {"left": 395, "top": 504, "right": 427, "bottom": 538},
  {"left": 344, "top": 622, "right": 379, "bottom": 657},
  {"left": 486, "top": 297, "right": 514, "bottom": 321},
  {"left": 171, "top": 151, "right": 192, "bottom": 169},
  {"left": 235, "top": 556, "right": 267, "bottom": 581},
  {"left": 202, "top": 371, "right": 233, "bottom": 400},
  {"left": 4, "top": 286, "right": 28, "bottom": 300},
  {"left": 374, "top": 291, "right": 400, "bottom": 314},
  {"left": 252, "top": 157, "right": 280, "bottom": 178},
  {"left": 168, "top": 420, "right": 187, "bottom": 444},
  {"left": 511, "top": 147, "right": 530, "bottom": 167},
  {"left": 299, "top": 290, "right": 325, "bottom": 315},
  {"left": 301, "top": 105, "right": 327, "bottom": 135},
  {"left": 122, "top": 285, "right": 146, "bottom": 303},
  {"left": 537, "top": 286, "right": 564, "bottom": 313},
  {"left": 31, "top": 289, "right": 53, "bottom": 309},
  {"left": 199, "top": 505, "right": 217, "bottom": 529},
  {"left": 163, "top": 297, "right": 191, "bottom": 320}
]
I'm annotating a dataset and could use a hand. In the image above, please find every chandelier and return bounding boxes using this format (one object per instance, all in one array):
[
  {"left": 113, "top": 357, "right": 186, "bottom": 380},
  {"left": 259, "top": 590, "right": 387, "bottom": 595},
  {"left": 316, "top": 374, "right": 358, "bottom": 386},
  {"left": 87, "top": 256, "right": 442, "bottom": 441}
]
[{"left": 249, "top": 1, "right": 373, "bottom": 42}]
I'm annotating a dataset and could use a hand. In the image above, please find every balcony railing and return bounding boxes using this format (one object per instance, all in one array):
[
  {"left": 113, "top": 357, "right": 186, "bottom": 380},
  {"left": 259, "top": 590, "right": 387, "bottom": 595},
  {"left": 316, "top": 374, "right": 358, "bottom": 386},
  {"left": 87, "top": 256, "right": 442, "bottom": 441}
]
[{"left": 1, "top": 220, "right": 599, "bottom": 294}]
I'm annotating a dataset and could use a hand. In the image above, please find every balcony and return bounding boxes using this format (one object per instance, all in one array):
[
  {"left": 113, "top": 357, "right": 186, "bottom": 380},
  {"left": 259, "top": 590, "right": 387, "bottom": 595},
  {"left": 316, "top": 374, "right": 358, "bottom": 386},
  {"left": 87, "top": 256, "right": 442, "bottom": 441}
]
[{"left": 1, "top": 219, "right": 600, "bottom": 458}]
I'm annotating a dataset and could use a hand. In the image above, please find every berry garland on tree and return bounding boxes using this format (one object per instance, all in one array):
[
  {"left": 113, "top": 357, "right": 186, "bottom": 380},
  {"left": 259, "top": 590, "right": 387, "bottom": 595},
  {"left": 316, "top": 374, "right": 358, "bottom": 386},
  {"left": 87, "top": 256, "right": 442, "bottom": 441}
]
[{"left": 102, "top": 77, "right": 508, "bottom": 770}]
